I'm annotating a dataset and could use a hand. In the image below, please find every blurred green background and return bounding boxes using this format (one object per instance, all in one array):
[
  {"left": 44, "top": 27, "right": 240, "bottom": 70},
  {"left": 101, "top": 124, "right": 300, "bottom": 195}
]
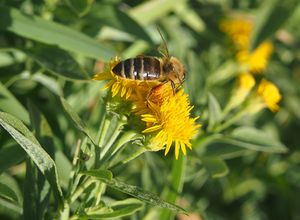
[{"left": 0, "top": 0, "right": 300, "bottom": 219}]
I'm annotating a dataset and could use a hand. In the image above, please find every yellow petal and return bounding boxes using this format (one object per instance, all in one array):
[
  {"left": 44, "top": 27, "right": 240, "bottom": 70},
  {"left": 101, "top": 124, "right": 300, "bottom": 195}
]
[
  {"left": 142, "top": 124, "right": 162, "bottom": 133},
  {"left": 93, "top": 71, "right": 111, "bottom": 80},
  {"left": 180, "top": 141, "right": 186, "bottom": 155},
  {"left": 103, "top": 80, "right": 115, "bottom": 91},
  {"left": 142, "top": 117, "right": 157, "bottom": 123},
  {"left": 164, "top": 135, "right": 173, "bottom": 156},
  {"left": 175, "top": 140, "right": 180, "bottom": 160},
  {"left": 112, "top": 82, "right": 121, "bottom": 97},
  {"left": 120, "top": 86, "right": 127, "bottom": 97},
  {"left": 126, "top": 87, "right": 133, "bottom": 99}
]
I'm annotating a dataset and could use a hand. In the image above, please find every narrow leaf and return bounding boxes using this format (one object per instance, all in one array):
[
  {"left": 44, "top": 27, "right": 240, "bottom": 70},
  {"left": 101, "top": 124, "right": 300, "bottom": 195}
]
[
  {"left": 201, "top": 157, "right": 229, "bottom": 178},
  {"left": 60, "top": 97, "right": 97, "bottom": 146},
  {"left": 0, "top": 82, "right": 29, "bottom": 124},
  {"left": 26, "top": 45, "right": 89, "bottom": 80},
  {"left": 80, "top": 169, "right": 113, "bottom": 181},
  {"left": 0, "top": 5, "right": 114, "bottom": 60},
  {"left": 80, "top": 198, "right": 144, "bottom": 219},
  {"left": 0, "top": 183, "right": 19, "bottom": 203},
  {"left": 81, "top": 170, "right": 185, "bottom": 213},
  {"left": 208, "top": 93, "right": 222, "bottom": 131},
  {"left": 0, "top": 143, "right": 26, "bottom": 173},
  {"left": 106, "top": 179, "right": 185, "bottom": 213},
  {"left": 228, "top": 127, "right": 288, "bottom": 153},
  {"left": 0, "top": 112, "right": 64, "bottom": 207}
]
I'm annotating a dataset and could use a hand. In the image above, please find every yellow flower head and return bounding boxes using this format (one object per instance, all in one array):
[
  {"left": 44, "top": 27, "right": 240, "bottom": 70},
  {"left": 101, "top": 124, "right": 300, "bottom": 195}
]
[
  {"left": 219, "top": 18, "right": 252, "bottom": 49},
  {"left": 238, "top": 72, "right": 255, "bottom": 90},
  {"left": 141, "top": 84, "right": 200, "bottom": 160},
  {"left": 224, "top": 72, "right": 256, "bottom": 113},
  {"left": 93, "top": 57, "right": 160, "bottom": 99},
  {"left": 237, "top": 41, "right": 273, "bottom": 73},
  {"left": 220, "top": 17, "right": 273, "bottom": 74},
  {"left": 93, "top": 57, "right": 200, "bottom": 159},
  {"left": 257, "top": 79, "right": 282, "bottom": 112}
]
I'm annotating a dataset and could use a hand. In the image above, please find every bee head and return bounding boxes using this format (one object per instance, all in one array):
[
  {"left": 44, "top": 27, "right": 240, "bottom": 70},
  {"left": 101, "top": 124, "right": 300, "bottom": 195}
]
[{"left": 163, "top": 57, "right": 186, "bottom": 85}]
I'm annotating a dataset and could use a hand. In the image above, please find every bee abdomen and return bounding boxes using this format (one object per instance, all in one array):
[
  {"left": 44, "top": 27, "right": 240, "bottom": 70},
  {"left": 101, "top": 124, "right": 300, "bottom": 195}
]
[{"left": 112, "top": 57, "right": 161, "bottom": 80}]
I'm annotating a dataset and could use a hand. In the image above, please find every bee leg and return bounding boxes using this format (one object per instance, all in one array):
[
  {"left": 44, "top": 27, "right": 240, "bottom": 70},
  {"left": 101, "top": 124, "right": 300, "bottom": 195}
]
[{"left": 170, "top": 80, "right": 176, "bottom": 95}]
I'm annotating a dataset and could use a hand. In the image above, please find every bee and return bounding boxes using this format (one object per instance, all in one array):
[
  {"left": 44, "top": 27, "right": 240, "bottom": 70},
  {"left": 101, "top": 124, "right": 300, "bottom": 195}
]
[{"left": 112, "top": 29, "right": 186, "bottom": 92}]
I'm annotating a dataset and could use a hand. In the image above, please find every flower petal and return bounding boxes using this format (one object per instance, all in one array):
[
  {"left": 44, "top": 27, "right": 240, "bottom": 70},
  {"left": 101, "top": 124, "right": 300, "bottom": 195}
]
[
  {"left": 164, "top": 135, "right": 173, "bottom": 156},
  {"left": 142, "top": 125, "right": 162, "bottom": 133},
  {"left": 180, "top": 141, "right": 186, "bottom": 155},
  {"left": 175, "top": 140, "right": 180, "bottom": 160}
]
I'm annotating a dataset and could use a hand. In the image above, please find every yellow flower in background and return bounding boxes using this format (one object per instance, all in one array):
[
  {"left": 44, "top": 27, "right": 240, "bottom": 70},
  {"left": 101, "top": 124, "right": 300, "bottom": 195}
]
[
  {"left": 224, "top": 73, "right": 255, "bottom": 113},
  {"left": 94, "top": 58, "right": 200, "bottom": 159},
  {"left": 141, "top": 84, "right": 200, "bottom": 160},
  {"left": 220, "top": 17, "right": 273, "bottom": 74},
  {"left": 237, "top": 41, "right": 273, "bottom": 73},
  {"left": 257, "top": 79, "right": 282, "bottom": 112},
  {"left": 219, "top": 18, "right": 252, "bottom": 49}
]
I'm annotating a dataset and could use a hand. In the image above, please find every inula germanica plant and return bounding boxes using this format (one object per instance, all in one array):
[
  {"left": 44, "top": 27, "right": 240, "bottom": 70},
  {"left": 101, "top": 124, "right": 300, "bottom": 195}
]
[
  {"left": 93, "top": 56, "right": 200, "bottom": 159},
  {"left": 1, "top": 1, "right": 299, "bottom": 219}
]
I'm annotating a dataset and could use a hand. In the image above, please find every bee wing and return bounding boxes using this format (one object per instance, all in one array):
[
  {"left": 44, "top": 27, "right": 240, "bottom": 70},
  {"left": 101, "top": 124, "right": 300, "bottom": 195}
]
[{"left": 157, "top": 28, "right": 170, "bottom": 59}]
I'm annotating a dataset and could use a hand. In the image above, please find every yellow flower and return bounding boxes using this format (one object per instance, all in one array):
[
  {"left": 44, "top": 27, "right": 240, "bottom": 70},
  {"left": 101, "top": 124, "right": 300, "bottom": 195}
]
[
  {"left": 257, "top": 79, "right": 282, "bottom": 112},
  {"left": 220, "top": 18, "right": 273, "bottom": 74},
  {"left": 237, "top": 41, "right": 273, "bottom": 73},
  {"left": 219, "top": 18, "right": 252, "bottom": 50},
  {"left": 224, "top": 73, "right": 255, "bottom": 113},
  {"left": 141, "top": 83, "right": 200, "bottom": 160},
  {"left": 93, "top": 57, "right": 160, "bottom": 99},
  {"left": 94, "top": 57, "right": 200, "bottom": 159}
]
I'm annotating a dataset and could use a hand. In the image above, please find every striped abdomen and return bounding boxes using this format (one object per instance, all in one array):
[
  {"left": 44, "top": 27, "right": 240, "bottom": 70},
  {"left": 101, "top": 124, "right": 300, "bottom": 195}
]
[{"left": 112, "top": 57, "right": 161, "bottom": 80}]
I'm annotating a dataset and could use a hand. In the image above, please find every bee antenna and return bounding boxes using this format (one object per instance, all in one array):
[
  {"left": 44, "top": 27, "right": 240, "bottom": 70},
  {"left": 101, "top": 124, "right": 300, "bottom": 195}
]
[{"left": 157, "top": 27, "right": 170, "bottom": 59}]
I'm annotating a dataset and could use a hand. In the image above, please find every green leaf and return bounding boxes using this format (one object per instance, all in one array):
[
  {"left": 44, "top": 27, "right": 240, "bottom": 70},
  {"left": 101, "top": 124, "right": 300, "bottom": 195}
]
[
  {"left": 201, "top": 157, "right": 229, "bottom": 178},
  {"left": 201, "top": 141, "right": 249, "bottom": 159},
  {"left": 228, "top": 127, "right": 288, "bottom": 153},
  {"left": 0, "top": 5, "right": 114, "bottom": 60},
  {"left": 60, "top": 97, "right": 97, "bottom": 146},
  {"left": 93, "top": 4, "right": 153, "bottom": 44},
  {"left": 208, "top": 93, "right": 222, "bottom": 131},
  {"left": 0, "top": 183, "right": 19, "bottom": 203},
  {"left": 81, "top": 169, "right": 185, "bottom": 213},
  {"left": 0, "top": 112, "right": 64, "bottom": 207},
  {"left": 80, "top": 169, "right": 113, "bottom": 181},
  {"left": 249, "top": 0, "right": 300, "bottom": 50},
  {"left": 25, "top": 45, "right": 89, "bottom": 80},
  {"left": 174, "top": 3, "right": 205, "bottom": 32},
  {"left": 0, "top": 143, "right": 26, "bottom": 173},
  {"left": 128, "top": 0, "right": 185, "bottom": 25},
  {"left": 67, "top": 0, "right": 94, "bottom": 16},
  {"left": 160, "top": 155, "right": 186, "bottom": 220},
  {"left": 0, "top": 82, "right": 29, "bottom": 124},
  {"left": 80, "top": 198, "right": 144, "bottom": 219},
  {"left": 106, "top": 180, "right": 185, "bottom": 213}
]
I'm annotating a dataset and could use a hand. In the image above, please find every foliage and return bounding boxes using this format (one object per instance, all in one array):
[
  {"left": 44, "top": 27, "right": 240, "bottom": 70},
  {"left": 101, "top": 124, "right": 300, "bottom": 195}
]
[{"left": 0, "top": 0, "right": 300, "bottom": 219}]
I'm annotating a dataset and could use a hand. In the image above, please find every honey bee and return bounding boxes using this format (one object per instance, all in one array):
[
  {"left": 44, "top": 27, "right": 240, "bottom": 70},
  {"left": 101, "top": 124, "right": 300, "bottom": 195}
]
[{"left": 112, "top": 29, "right": 186, "bottom": 92}]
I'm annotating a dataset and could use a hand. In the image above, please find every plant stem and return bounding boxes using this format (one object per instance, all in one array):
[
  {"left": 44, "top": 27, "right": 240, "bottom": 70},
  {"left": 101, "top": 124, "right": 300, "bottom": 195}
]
[
  {"left": 70, "top": 177, "right": 95, "bottom": 203},
  {"left": 160, "top": 154, "right": 186, "bottom": 220}
]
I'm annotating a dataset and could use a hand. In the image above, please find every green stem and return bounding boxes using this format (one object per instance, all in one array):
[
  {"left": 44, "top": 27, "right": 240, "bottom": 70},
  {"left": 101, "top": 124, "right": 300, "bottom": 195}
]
[
  {"left": 214, "top": 108, "right": 248, "bottom": 133},
  {"left": 70, "top": 178, "right": 95, "bottom": 203},
  {"left": 59, "top": 201, "right": 70, "bottom": 220},
  {"left": 160, "top": 154, "right": 186, "bottom": 220}
]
